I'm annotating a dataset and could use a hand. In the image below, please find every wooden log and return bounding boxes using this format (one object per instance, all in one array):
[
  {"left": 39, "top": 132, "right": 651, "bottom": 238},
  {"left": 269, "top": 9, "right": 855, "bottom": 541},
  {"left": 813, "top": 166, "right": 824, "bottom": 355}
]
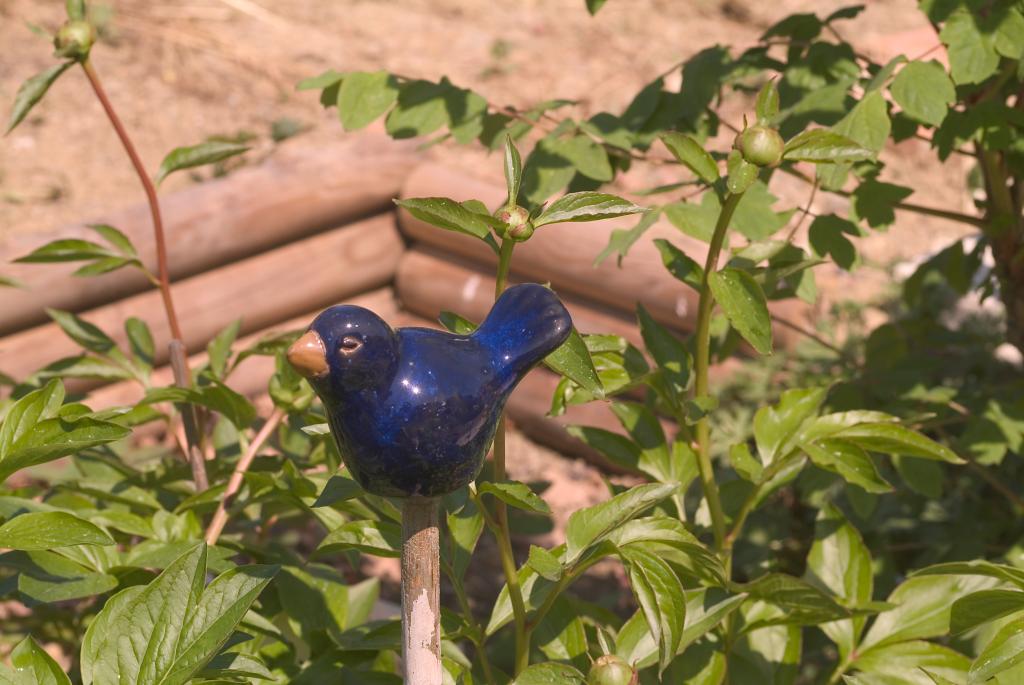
[
  {"left": 396, "top": 247, "right": 645, "bottom": 345},
  {"left": 1, "top": 214, "right": 403, "bottom": 380},
  {"left": 86, "top": 289, "right": 400, "bottom": 411},
  {"left": 394, "top": 246, "right": 744, "bottom": 387},
  {"left": 0, "top": 135, "right": 418, "bottom": 335},
  {"left": 396, "top": 162, "right": 811, "bottom": 348}
]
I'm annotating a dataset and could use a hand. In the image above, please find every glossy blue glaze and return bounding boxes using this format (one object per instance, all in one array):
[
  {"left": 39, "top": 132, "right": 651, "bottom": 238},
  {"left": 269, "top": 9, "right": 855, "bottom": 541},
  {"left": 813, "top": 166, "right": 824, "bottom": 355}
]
[{"left": 301, "top": 283, "right": 572, "bottom": 497}]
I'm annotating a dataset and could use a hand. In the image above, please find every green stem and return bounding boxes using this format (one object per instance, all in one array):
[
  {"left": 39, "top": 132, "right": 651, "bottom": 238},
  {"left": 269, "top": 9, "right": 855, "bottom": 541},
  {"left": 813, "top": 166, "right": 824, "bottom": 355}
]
[
  {"left": 693, "top": 192, "right": 743, "bottom": 551},
  {"left": 442, "top": 558, "right": 498, "bottom": 685},
  {"left": 487, "top": 237, "right": 530, "bottom": 674},
  {"left": 826, "top": 654, "right": 855, "bottom": 685},
  {"left": 473, "top": 489, "right": 529, "bottom": 675},
  {"left": 495, "top": 239, "right": 515, "bottom": 295}
]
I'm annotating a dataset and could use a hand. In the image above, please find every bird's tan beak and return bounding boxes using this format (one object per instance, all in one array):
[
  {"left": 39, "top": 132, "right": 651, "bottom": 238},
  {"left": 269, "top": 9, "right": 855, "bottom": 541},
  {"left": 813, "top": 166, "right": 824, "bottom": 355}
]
[{"left": 287, "top": 330, "right": 328, "bottom": 378}]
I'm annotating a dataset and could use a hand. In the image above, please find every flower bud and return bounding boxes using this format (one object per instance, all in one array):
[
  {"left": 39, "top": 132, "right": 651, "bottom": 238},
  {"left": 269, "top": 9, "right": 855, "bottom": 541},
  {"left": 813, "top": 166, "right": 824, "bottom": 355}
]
[
  {"left": 735, "top": 124, "right": 784, "bottom": 168},
  {"left": 54, "top": 20, "right": 95, "bottom": 61},
  {"left": 498, "top": 205, "right": 534, "bottom": 242},
  {"left": 587, "top": 655, "right": 637, "bottom": 685}
]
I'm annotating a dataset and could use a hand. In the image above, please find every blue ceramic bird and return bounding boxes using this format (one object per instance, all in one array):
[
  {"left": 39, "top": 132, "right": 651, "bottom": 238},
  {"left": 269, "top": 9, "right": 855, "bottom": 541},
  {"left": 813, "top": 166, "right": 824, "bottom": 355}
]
[{"left": 287, "top": 283, "right": 572, "bottom": 498}]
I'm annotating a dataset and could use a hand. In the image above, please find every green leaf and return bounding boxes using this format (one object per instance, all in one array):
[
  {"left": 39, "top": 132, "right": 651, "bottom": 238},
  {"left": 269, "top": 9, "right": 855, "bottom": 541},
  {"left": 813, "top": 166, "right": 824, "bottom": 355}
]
[
  {"left": 806, "top": 504, "right": 872, "bottom": 659},
  {"left": 7, "top": 62, "right": 72, "bottom": 134},
  {"left": 144, "top": 382, "right": 255, "bottom": 429},
  {"left": 0, "top": 274, "right": 25, "bottom": 288},
  {"left": 445, "top": 489, "right": 483, "bottom": 579},
  {"left": 890, "top": 60, "right": 956, "bottom": 126},
  {"left": 317, "top": 520, "right": 401, "bottom": 557},
  {"left": 584, "top": 0, "right": 608, "bottom": 15},
  {"left": 46, "top": 309, "right": 118, "bottom": 354},
  {"left": 940, "top": 9, "right": 1000, "bottom": 85},
  {"left": 855, "top": 641, "right": 970, "bottom": 685},
  {"left": 565, "top": 482, "right": 678, "bottom": 564},
  {"left": 654, "top": 238, "right": 704, "bottom": 291},
  {"left": 0, "top": 511, "right": 114, "bottom": 550},
  {"left": 512, "top": 662, "right": 585, "bottom": 685},
  {"left": 913, "top": 561, "right": 1024, "bottom": 590},
  {"left": 801, "top": 440, "right": 893, "bottom": 493},
  {"left": 819, "top": 90, "right": 891, "bottom": 191},
  {"left": 528, "top": 545, "right": 563, "bottom": 581},
  {"left": 0, "top": 379, "right": 64, "bottom": 458},
  {"left": 970, "top": 617, "right": 1024, "bottom": 684},
  {"left": 565, "top": 425, "right": 643, "bottom": 473},
  {"left": 337, "top": 70, "right": 400, "bottom": 130},
  {"left": 754, "top": 387, "right": 828, "bottom": 466},
  {"left": 13, "top": 550, "right": 119, "bottom": 602},
  {"left": 276, "top": 564, "right": 375, "bottom": 641},
  {"left": 637, "top": 304, "right": 691, "bottom": 403},
  {"left": 740, "top": 573, "right": 850, "bottom": 625},
  {"left": 385, "top": 79, "right": 451, "bottom": 138},
  {"left": 596, "top": 208, "right": 663, "bottom": 267},
  {"left": 559, "top": 135, "right": 613, "bottom": 182},
  {"left": 544, "top": 328, "right": 603, "bottom": 396},
  {"left": 82, "top": 545, "right": 277, "bottom": 685},
  {"left": 7, "top": 636, "right": 71, "bottom": 685},
  {"left": 708, "top": 267, "right": 772, "bottom": 355},
  {"left": 15, "top": 238, "right": 116, "bottom": 264},
  {"left": 609, "top": 402, "right": 677, "bottom": 483},
  {"left": 995, "top": 7, "right": 1024, "bottom": 58},
  {"left": 155, "top": 141, "right": 250, "bottom": 185},
  {"left": 621, "top": 545, "right": 686, "bottom": 674},
  {"left": 198, "top": 652, "right": 274, "bottom": 681},
  {"left": 860, "top": 574, "right": 998, "bottom": 652},
  {"left": 534, "top": 192, "right": 644, "bottom": 227},
  {"left": 850, "top": 179, "right": 913, "bottom": 229},
  {"left": 313, "top": 471, "right": 363, "bottom": 507},
  {"left": 951, "top": 589, "right": 1024, "bottom": 634},
  {"left": 726, "top": 150, "right": 758, "bottom": 194},
  {"left": 89, "top": 224, "right": 138, "bottom": 257},
  {"left": 783, "top": 129, "right": 873, "bottom": 163},
  {"left": 395, "top": 196, "right": 499, "bottom": 240},
  {"left": 479, "top": 481, "right": 551, "bottom": 515},
  {"left": 504, "top": 136, "right": 522, "bottom": 206},
  {"left": 756, "top": 79, "right": 780, "bottom": 122},
  {"left": 730, "top": 442, "right": 763, "bottom": 482},
  {"left": 296, "top": 69, "right": 344, "bottom": 91},
  {"left": 661, "top": 133, "right": 720, "bottom": 185},
  {"left": 0, "top": 416, "right": 130, "bottom": 482},
  {"left": 834, "top": 423, "right": 964, "bottom": 463},
  {"left": 206, "top": 319, "right": 241, "bottom": 379},
  {"left": 808, "top": 214, "right": 859, "bottom": 271}
]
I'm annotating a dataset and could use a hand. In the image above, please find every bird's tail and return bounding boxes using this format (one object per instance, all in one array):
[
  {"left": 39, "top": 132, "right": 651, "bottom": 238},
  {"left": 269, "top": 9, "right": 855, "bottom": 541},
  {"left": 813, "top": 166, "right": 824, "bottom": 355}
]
[{"left": 474, "top": 283, "right": 573, "bottom": 379}]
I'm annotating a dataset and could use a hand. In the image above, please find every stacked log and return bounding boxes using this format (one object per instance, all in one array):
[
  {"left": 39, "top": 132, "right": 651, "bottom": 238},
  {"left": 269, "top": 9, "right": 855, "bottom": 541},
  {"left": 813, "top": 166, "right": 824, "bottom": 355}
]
[
  {"left": 0, "top": 136, "right": 415, "bottom": 383},
  {"left": 0, "top": 134, "right": 417, "bottom": 336},
  {"left": 395, "top": 163, "right": 811, "bottom": 348}
]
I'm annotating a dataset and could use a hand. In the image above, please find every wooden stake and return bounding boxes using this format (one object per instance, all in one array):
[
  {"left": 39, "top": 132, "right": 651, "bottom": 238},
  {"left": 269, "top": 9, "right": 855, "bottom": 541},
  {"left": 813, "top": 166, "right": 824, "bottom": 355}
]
[{"left": 401, "top": 496, "right": 442, "bottom": 685}]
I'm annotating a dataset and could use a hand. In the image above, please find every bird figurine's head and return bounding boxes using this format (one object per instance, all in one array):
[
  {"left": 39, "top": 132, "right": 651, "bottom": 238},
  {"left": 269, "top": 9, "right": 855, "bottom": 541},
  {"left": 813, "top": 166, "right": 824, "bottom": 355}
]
[
  {"left": 287, "top": 284, "right": 573, "bottom": 498},
  {"left": 288, "top": 305, "right": 399, "bottom": 399}
]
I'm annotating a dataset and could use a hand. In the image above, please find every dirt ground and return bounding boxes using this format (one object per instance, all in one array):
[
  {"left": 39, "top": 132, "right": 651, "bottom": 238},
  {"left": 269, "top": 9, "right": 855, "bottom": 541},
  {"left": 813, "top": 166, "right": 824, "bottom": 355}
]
[{"left": 0, "top": 0, "right": 983, "bottom": 546}]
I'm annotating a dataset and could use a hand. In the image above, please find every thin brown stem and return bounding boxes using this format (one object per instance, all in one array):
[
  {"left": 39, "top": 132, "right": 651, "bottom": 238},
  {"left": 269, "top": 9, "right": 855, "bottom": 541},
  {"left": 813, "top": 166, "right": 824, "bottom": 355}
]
[
  {"left": 205, "top": 408, "right": 285, "bottom": 545},
  {"left": 786, "top": 179, "right": 819, "bottom": 242},
  {"left": 81, "top": 58, "right": 184, "bottom": 342},
  {"left": 771, "top": 313, "right": 848, "bottom": 358}
]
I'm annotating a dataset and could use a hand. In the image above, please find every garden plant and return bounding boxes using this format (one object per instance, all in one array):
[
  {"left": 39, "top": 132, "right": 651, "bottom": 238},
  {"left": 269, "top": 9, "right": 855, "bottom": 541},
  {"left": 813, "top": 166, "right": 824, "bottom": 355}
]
[{"left": 2, "top": 0, "right": 1024, "bottom": 683}]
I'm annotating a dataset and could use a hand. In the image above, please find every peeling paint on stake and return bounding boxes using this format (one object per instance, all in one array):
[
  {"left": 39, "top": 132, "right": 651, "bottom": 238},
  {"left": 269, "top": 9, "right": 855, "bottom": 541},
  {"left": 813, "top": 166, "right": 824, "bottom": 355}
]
[{"left": 401, "top": 496, "right": 442, "bottom": 685}]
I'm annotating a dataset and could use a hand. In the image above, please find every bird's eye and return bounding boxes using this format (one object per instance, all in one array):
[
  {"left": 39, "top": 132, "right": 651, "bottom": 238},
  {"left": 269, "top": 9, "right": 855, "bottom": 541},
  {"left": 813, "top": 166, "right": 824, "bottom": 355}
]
[{"left": 339, "top": 336, "right": 363, "bottom": 356}]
